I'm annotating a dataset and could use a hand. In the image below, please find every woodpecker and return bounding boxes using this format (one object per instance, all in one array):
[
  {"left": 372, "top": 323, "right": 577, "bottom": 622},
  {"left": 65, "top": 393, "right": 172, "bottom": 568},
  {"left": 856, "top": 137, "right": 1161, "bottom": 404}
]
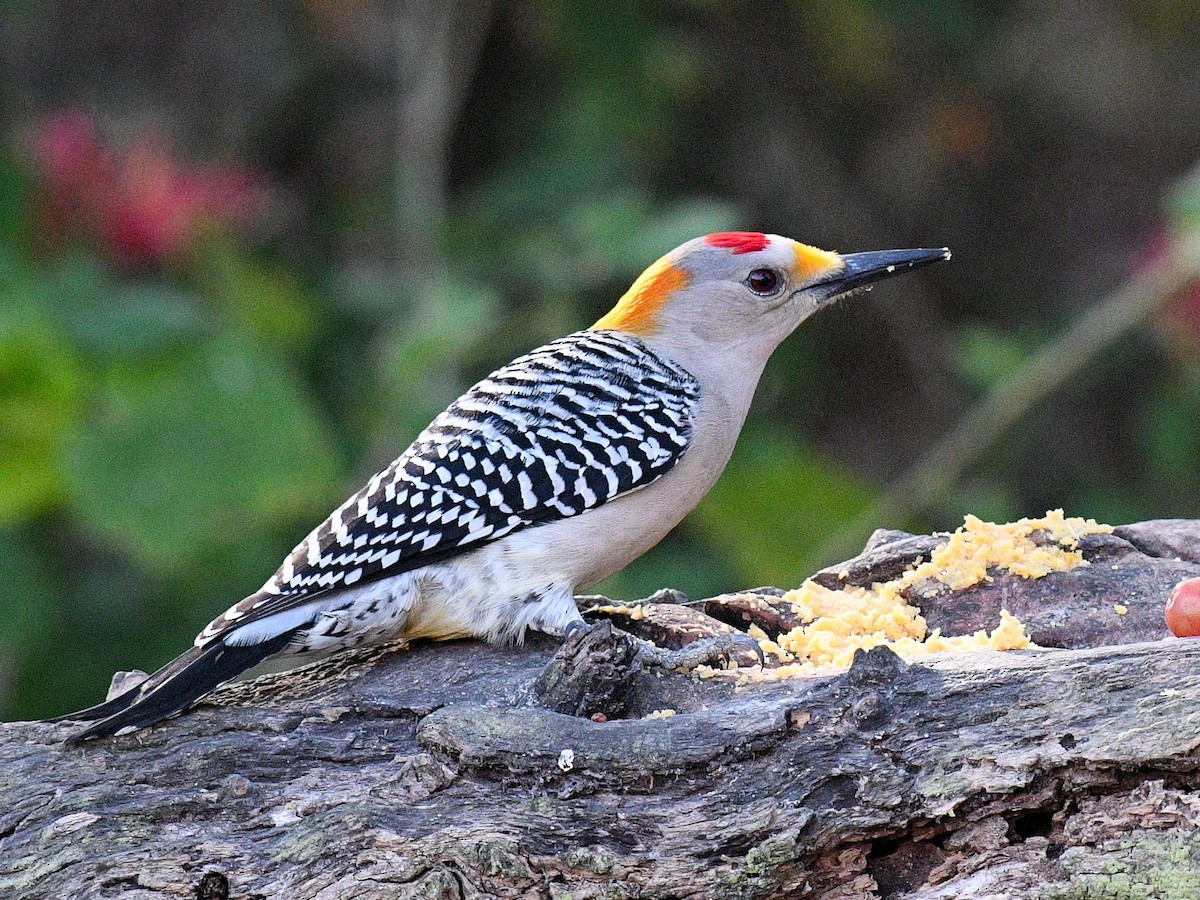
[{"left": 56, "top": 232, "right": 949, "bottom": 743}]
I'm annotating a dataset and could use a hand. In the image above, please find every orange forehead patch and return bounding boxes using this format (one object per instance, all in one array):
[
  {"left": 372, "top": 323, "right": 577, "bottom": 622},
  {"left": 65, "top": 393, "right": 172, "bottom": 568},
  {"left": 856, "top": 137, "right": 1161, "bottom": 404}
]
[
  {"left": 791, "top": 240, "right": 843, "bottom": 282},
  {"left": 593, "top": 256, "right": 690, "bottom": 334}
]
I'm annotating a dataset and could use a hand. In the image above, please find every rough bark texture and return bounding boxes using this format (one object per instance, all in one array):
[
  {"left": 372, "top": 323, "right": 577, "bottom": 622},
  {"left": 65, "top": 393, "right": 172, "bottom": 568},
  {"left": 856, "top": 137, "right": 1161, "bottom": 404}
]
[{"left": 6, "top": 520, "right": 1200, "bottom": 899}]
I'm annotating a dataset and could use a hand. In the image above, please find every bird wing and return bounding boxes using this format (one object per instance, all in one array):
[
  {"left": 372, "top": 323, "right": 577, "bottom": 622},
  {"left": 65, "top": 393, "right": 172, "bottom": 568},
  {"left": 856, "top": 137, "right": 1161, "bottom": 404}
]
[{"left": 197, "top": 329, "right": 699, "bottom": 644}]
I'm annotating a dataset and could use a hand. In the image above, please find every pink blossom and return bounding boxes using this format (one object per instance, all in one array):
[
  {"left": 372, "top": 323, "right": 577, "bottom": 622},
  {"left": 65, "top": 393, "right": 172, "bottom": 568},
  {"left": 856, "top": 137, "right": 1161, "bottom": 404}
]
[{"left": 33, "top": 110, "right": 264, "bottom": 266}]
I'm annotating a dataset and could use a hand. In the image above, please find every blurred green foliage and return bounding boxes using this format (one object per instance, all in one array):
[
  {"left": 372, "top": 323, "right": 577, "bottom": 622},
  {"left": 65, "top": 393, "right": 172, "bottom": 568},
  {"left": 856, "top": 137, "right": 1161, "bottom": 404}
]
[
  {"left": 0, "top": 64, "right": 878, "bottom": 723},
  {"left": 4, "top": 0, "right": 1200, "bottom": 723}
]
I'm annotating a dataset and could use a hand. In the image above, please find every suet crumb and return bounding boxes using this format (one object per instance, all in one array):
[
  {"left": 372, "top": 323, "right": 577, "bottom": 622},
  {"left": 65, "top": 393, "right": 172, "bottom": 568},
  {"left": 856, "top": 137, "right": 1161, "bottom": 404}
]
[
  {"left": 727, "top": 510, "right": 1111, "bottom": 682},
  {"left": 643, "top": 708, "right": 677, "bottom": 719}
]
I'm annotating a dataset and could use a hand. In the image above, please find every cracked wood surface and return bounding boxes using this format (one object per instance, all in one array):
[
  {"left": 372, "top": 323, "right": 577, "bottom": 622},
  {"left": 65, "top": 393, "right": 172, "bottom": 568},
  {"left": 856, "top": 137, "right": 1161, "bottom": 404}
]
[{"left": 6, "top": 520, "right": 1200, "bottom": 899}]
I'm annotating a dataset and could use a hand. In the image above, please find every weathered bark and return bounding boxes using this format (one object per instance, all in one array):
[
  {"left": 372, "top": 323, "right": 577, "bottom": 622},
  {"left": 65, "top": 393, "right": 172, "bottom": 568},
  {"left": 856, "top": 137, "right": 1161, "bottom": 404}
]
[{"left": 6, "top": 521, "right": 1200, "bottom": 899}]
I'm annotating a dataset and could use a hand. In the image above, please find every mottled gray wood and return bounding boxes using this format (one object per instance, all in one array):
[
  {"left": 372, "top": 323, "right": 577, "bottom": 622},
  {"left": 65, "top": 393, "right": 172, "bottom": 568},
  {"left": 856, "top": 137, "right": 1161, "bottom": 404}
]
[{"left": 6, "top": 521, "right": 1200, "bottom": 899}]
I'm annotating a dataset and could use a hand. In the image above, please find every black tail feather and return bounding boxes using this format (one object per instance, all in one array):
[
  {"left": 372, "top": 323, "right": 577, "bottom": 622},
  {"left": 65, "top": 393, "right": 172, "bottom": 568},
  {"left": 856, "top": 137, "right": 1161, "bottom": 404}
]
[
  {"left": 57, "top": 631, "right": 296, "bottom": 746},
  {"left": 44, "top": 685, "right": 143, "bottom": 724}
]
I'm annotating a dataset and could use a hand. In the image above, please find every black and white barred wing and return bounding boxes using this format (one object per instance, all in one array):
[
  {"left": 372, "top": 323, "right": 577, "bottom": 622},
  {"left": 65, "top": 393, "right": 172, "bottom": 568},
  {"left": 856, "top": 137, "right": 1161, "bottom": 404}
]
[{"left": 198, "top": 330, "right": 699, "bottom": 644}]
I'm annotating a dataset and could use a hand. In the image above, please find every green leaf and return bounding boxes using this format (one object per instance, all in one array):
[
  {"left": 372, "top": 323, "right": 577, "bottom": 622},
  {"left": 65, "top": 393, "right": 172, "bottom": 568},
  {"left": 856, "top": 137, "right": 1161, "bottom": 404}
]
[
  {"left": 565, "top": 194, "right": 739, "bottom": 278},
  {"left": 690, "top": 431, "right": 878, "bottom": 587},
  {"left": 951, "top": 324, "right": 1034, "bottom": 391},
  {"left": 377, "top": 272, "right": 502, "bottom": 435},
  {"left": 0, "top": 299, "right": 84, "bottom": 521},
  {"left": 0, "top": 529, "right": 56, "bottom": 717},
  {"left": 1145, "top": 380, "right": 1200, "bottom": 479},
  {"left": 198, "top": 239, "right": 317, "bottom": 348},
  {"left": 42, "top": 256, "right": 213, "bottom": 358},
  {"left": 0, "top": 145, "right": 33, "bottom": 250},
  {"left": 65, "top": 335, "right": 343, "bottom": 570}
]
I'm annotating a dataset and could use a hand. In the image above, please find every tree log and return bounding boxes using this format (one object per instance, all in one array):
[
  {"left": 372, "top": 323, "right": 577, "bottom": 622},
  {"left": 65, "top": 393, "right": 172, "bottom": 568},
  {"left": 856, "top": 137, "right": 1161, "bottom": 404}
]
[{"left": 6, "top": 521, "right": 1200, "bottom": 899}]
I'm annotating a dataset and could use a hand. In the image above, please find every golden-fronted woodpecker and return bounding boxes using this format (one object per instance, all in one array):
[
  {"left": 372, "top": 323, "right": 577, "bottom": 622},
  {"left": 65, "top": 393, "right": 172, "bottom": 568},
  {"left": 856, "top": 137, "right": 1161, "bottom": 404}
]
[{"left": 58, "top": 231, "right": 949, "bottom": 742}]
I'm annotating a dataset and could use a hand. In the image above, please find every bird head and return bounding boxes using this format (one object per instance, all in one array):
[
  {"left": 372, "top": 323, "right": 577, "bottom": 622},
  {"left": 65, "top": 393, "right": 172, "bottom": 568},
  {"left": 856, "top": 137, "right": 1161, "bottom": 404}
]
[{"left": 593, "top": 231, "right": 949, "bottom": 370}]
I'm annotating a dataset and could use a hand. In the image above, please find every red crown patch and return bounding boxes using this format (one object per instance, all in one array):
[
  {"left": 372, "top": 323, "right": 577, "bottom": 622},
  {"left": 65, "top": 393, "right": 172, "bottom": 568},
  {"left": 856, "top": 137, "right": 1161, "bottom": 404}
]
[{"left": 703, "top": 232, "right": 770, "bottom": 254}]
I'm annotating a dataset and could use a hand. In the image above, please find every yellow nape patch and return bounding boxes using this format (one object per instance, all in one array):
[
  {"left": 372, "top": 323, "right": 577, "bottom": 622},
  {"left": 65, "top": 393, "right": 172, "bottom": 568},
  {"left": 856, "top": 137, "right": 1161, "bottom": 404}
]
[
  {"left": 791, "top": 240, "right": 843, "bottom": 283},
  {"left": 593, "top": 256, "right": 690, "bottom": 334}
]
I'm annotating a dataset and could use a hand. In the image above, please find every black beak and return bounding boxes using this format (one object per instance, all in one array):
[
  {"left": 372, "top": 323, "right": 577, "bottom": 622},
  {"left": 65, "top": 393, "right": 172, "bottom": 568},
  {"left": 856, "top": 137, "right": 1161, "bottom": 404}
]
[{"left": 811, "top": 247, "right": 951, "bottom": 302}]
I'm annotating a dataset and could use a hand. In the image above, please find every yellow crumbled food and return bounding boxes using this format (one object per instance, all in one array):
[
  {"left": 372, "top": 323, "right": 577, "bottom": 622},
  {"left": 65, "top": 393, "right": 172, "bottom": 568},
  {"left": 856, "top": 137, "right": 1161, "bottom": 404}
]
[
  {"left": 1114, "top": 604, "right": 1128, "bottom": 615},
  {"left": 747, "top": 623, "right": 792, "bottom": 663},
  {"left": 898, "top": 508, "right": 1111, "bottom": 598},
  {"left": 643, "top": 708, "right": 676, "bottom": 719},
  {"left": 599, "top": 512, "right": 1108, "bottom": 684},
  {"left": 745, "top": 510, "right": 1111, "bottom": 680},
  {"left": 593, "top": 603, "right": 647, "bottom": 620}
]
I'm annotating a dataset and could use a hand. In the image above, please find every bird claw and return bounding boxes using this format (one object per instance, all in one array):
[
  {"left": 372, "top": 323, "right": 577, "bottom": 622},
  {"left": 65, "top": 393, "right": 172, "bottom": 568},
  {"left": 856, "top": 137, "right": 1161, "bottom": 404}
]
[
  {"left": 561, "top": 619, "right": 764, "bottom": 671},
  {"left": 635, "top": 631, "right": 765, "bottom": 671},
  {"left": 562, "top": 619, "right": 590, "bottom": 644}
]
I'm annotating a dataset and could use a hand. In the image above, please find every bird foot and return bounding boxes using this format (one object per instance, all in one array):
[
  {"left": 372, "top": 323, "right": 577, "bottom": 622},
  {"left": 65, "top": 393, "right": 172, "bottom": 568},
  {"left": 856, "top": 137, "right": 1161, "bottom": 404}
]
[
  {"left": 562, "top": 618, "right": 591, "bottom": 644},
  {"left": 634, "top": 632, "right": 764, "bottom": 671},
  {"left": 562, "top": 618, "right": 764, "bottom": 671}
]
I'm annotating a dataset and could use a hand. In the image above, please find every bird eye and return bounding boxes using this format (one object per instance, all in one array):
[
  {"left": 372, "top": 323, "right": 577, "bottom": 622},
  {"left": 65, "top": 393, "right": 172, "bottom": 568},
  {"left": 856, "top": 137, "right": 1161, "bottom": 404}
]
[{"left": 746, "top": 268, "right": 781, "bottom": 295}]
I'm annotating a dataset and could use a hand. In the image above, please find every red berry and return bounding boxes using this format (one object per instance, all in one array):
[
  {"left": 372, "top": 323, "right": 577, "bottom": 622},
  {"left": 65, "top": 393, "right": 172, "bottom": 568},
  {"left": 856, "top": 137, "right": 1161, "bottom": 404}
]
[{"left": 1166, "top": 577, "right": 1200, "bottom": 637}]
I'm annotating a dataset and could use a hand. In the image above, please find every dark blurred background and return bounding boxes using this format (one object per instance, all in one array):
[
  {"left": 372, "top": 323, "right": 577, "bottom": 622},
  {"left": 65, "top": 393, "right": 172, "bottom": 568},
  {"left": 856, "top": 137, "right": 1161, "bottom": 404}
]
[{"left": 4, "top": 0, "right": 1200, "bottom": 720}]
